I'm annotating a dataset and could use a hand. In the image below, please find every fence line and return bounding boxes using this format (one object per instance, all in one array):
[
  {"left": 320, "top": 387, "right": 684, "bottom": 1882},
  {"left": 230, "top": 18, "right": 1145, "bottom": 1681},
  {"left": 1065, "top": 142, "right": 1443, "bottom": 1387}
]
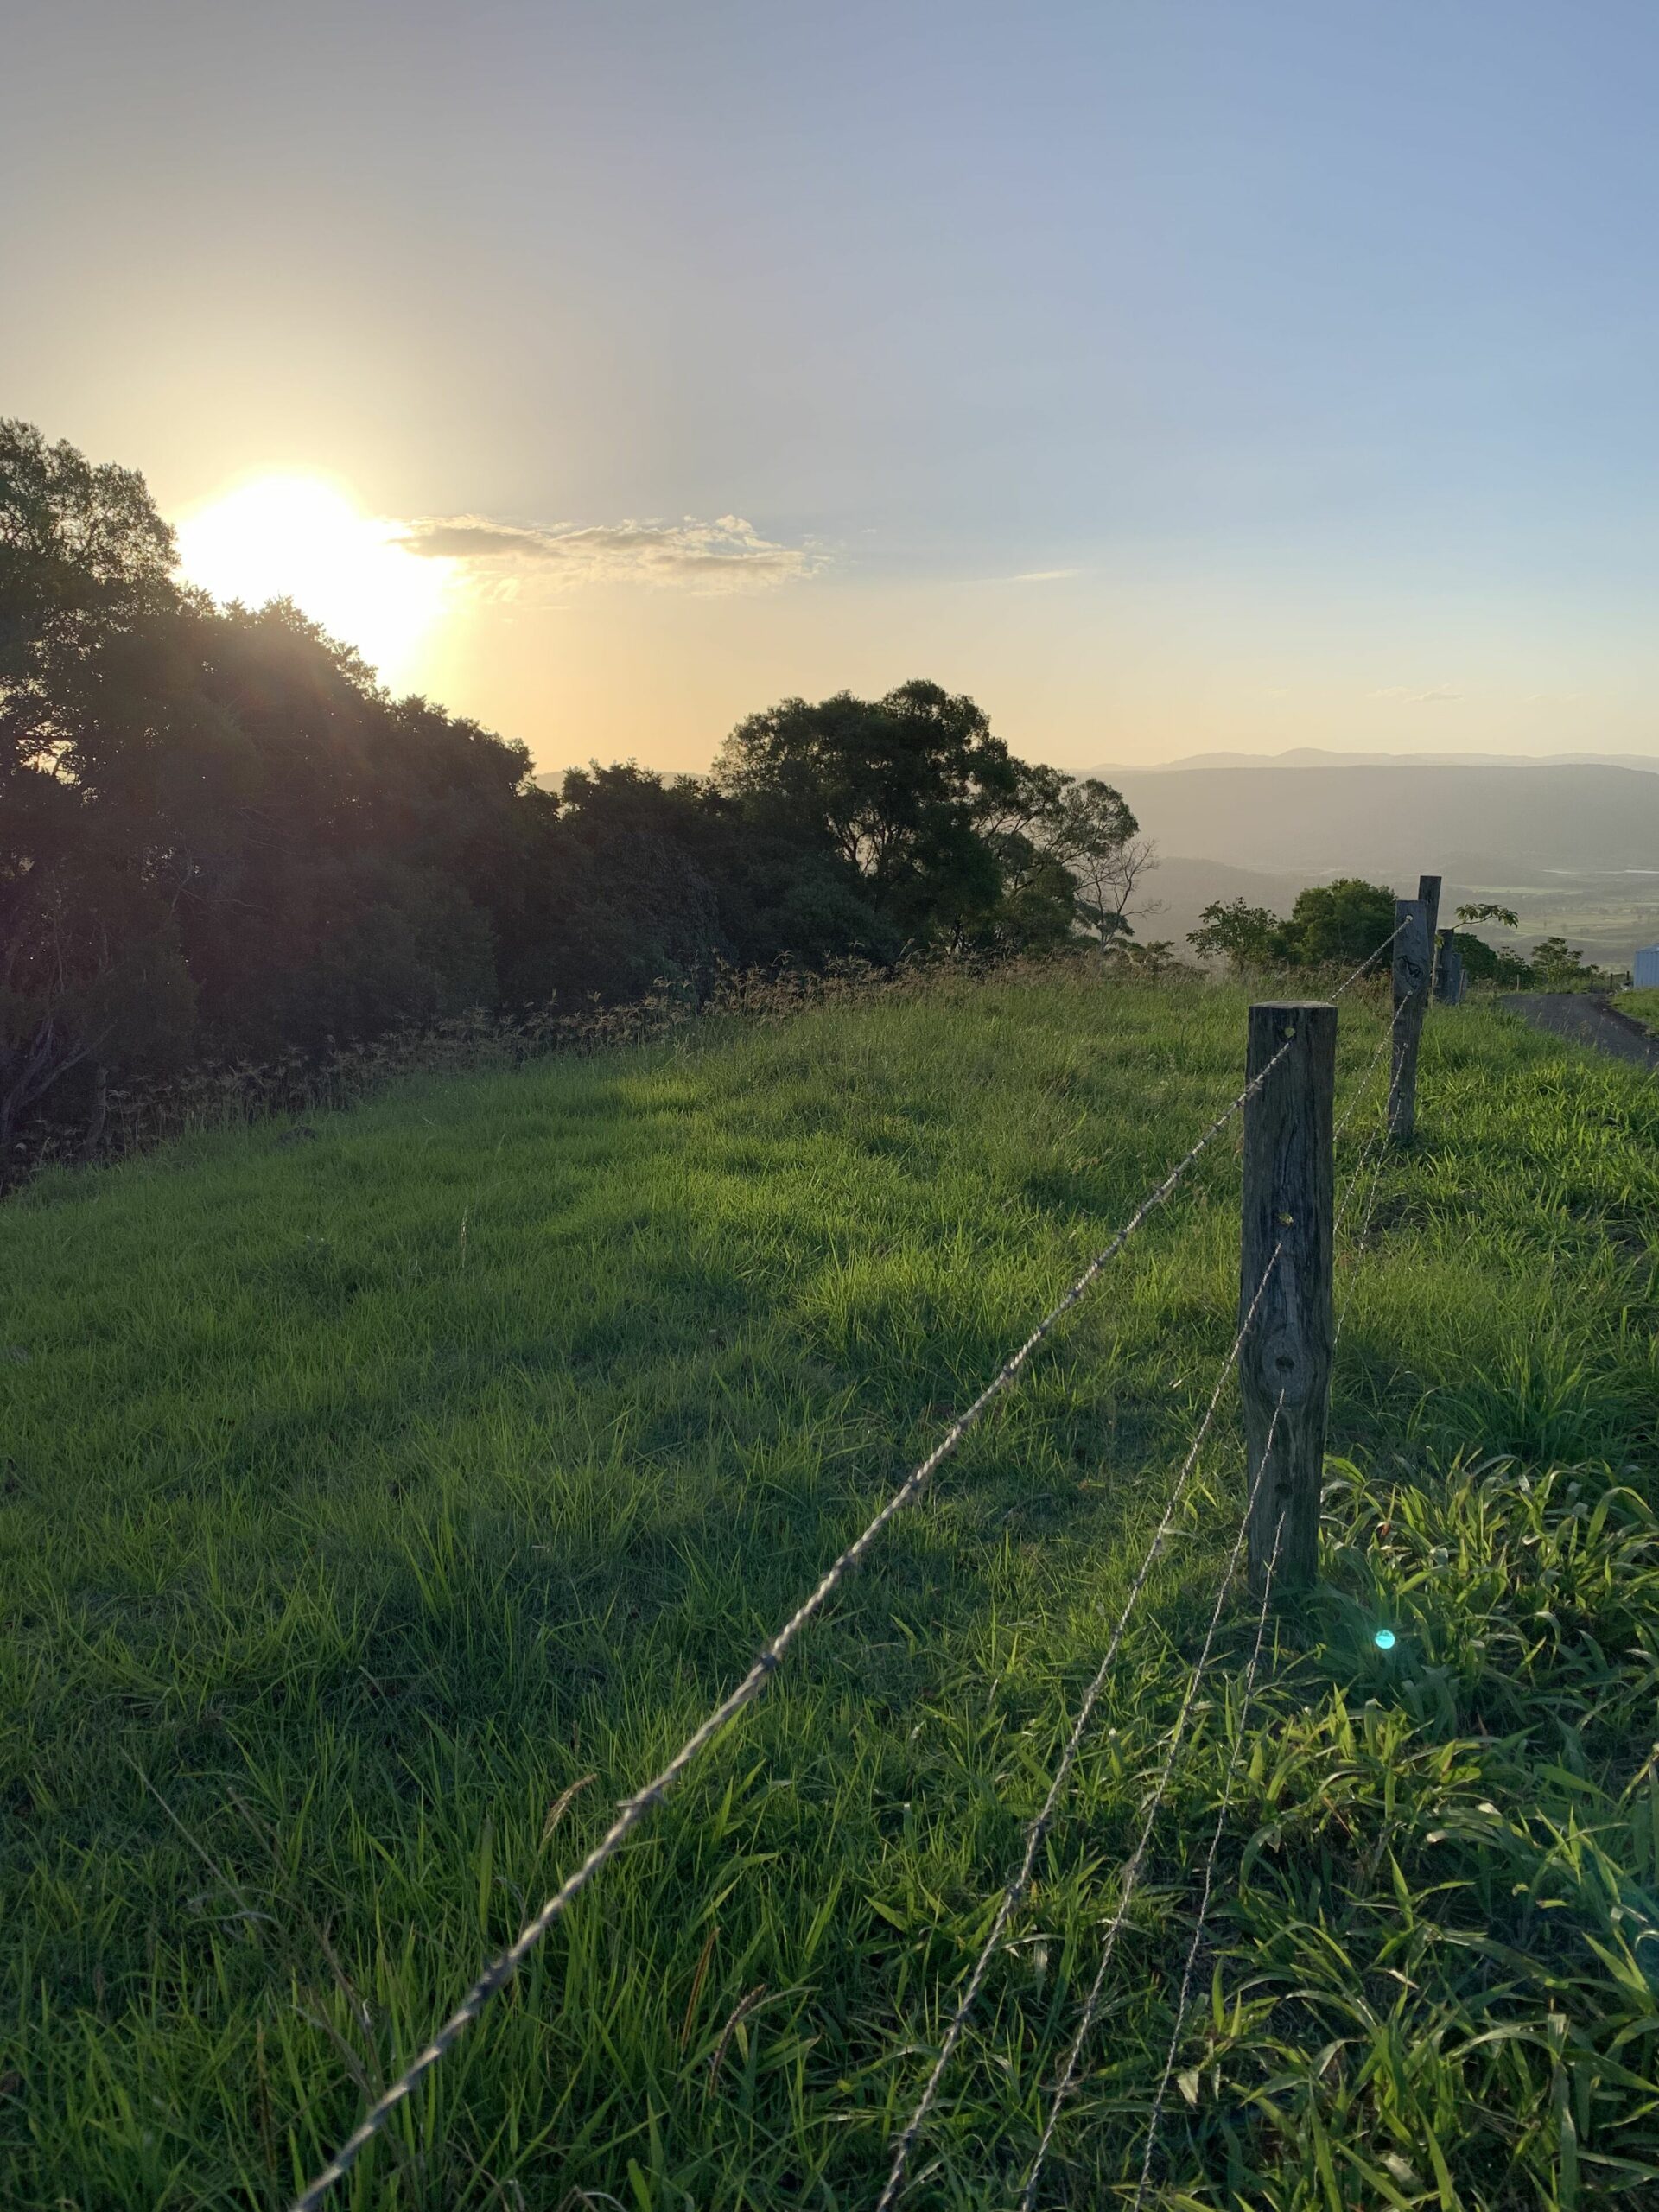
[
  {"left": 1010, "top": 981, "right": 1418, "bottom": 2202},
  {"left": 290, "top": 1035, "right": 1298, "bottom": 2210},
  {"left": 872, "top": 1243, "right": 1285, "bottom": 2212},
  {"left": 1015, "top": 1392, "right": 1288, "bottom": 2209},
  {"left": 289, "top": 949, "right": 1444, "bottom": 2212}
]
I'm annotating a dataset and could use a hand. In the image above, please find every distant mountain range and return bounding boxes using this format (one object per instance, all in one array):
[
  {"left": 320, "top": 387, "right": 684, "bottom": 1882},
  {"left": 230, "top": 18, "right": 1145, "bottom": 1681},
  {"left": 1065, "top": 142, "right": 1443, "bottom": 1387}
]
[
  {"left": 1093, "top": 763, "right": 1659, "bottom": 881},
  {"left": 1090, "top": 760, "right": 1659, "bottom": 962},
  {"left": 1091, "top": 747, "right": 1659, "bottom": 774}
]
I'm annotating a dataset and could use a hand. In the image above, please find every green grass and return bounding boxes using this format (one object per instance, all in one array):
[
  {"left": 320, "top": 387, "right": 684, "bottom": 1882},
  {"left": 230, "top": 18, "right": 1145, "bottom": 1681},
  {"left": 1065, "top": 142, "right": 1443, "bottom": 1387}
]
[
  {"left": 3, "top": 970, "right": 1657, "bottom": 2210},
  {"left": 1615, "top": 988, "right": 1659, "bottom": 1035}
]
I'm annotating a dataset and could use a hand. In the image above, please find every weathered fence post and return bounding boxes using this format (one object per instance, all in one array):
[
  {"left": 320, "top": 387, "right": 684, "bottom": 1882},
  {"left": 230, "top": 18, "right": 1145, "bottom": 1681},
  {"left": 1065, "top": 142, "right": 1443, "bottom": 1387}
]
[
  {"left": 1240, "top": 1001, "right": 1335, "bottom": 1593},
  {"left": 1417, "top": 873, "right": 1441, "bottom": 947},
  {"left": 1434, "top": 929, "right": 1464, "bottom": 1005},
  {"left": 1388, "top": 898, "right": 1432, "bottom": 1144},
  {"left": 1418, "top": 872, "right": 1447, "bottom": 1001}
]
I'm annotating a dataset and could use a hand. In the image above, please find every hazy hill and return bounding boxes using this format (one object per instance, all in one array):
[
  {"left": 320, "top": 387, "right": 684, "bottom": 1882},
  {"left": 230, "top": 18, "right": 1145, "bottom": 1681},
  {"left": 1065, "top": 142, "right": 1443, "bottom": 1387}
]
[
  {"left": 1130, "top": 855, "right": 1313, "bottom": 949},
  {"left": 1095, "top": 747, "right": 1659, "bottom": 774},
  {"left": 1096, "top": 764, "right": 1659, "bottom": 880}
]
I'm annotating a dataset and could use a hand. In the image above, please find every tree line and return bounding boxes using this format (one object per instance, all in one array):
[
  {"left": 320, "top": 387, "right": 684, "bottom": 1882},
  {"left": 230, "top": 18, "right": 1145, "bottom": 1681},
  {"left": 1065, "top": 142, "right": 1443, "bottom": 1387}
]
[
  {"left": 1, "top": 423, "right": 1154, "bottom": 1154},
  {"left": 1188, "top": 886, "right": 1612, "bottom": 989}
]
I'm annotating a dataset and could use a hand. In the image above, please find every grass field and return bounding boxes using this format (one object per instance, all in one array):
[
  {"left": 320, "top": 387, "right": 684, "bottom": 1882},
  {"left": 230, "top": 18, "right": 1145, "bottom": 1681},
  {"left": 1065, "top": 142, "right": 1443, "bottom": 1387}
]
[
  {"left": 1616, "top": 988, "right": 1659, "bottom": 1036},
  {"left": 3, "top": 969, "right": 1658, "bottom": 2210}
]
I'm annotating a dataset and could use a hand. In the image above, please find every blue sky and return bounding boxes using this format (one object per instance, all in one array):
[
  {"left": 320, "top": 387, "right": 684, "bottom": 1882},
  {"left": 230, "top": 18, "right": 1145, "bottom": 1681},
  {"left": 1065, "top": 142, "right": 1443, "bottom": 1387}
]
[{"left": 4, "top": 0, "right": 1656, "bottom": 769}]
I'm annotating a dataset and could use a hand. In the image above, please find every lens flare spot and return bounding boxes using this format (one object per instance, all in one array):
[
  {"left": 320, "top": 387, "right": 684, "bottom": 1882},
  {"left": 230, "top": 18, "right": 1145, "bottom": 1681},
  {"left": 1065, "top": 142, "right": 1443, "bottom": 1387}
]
[{"left": 1373, "top": 1628, "right": 1397, "bottom": 1651}]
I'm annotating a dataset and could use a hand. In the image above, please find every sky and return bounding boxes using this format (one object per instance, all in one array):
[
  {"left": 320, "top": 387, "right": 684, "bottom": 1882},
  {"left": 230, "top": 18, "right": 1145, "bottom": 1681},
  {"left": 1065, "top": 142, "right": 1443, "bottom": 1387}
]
[{"left": 4, "top": 0, "right": 1658, "bottom": 776}]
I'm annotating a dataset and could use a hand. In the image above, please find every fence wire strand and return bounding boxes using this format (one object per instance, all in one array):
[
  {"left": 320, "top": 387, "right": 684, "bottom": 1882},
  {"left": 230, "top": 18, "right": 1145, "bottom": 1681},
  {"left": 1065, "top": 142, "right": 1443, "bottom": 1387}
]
[
  {"left": 290, "top": 1039, "right": 1297, "bottom": 2212},
  {"left": 1332, "top": 992, "right": 1417, "bottom": 1240},
  {"left": 1128, "top": 1513, "right": 1284, "bottom": 2210},
  {"left": 1335, "top": 1112, "right": 1395, "bottom": 1350},
  {"left": 1332, "top": 988, "right": 1410, "bottom": 1148},
  {"left": 1015, "top": 1390, "right": 1287, "bottom": 2212},
  {"left": 872, "top": 1243, "right": 1285, "bottom": 2212},
  {"left": 1331, "top": 982, "right": 1425, "bottom": 1345},
  {"left": 1332, "top": 918, "right": 1406, "bottom": 999}
]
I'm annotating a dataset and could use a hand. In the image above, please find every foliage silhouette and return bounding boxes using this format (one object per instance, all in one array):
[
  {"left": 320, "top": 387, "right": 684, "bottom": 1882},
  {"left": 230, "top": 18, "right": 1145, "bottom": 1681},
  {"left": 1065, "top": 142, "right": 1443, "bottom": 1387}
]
[{"left": 2, "top": 423, "right": 1152, "bottom": 1169}]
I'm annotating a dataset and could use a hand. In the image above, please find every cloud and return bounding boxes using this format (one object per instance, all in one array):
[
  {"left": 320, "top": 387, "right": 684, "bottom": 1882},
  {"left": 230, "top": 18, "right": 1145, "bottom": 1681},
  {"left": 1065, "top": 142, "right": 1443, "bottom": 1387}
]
[
  {"left": 1001, "top": 568, "right": 1080, "bottom": 583},
  {"left": 1366, "top": 684, "right": 1465, "bottom": 704},
  {"left": 401, "top": 511, "right": 821, "bottom": 592}
]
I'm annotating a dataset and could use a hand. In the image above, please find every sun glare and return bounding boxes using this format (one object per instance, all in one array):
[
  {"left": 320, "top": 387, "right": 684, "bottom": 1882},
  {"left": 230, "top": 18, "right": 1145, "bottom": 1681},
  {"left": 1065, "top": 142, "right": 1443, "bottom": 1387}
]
[{"left": 174, "top": 474, "right": 452, "bottom": 688}]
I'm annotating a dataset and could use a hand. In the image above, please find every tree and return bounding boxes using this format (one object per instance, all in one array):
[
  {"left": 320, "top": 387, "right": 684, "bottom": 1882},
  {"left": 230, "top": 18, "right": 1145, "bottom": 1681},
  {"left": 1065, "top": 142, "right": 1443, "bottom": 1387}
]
[
  {"left": 717, "top": 691, "right": 1154, "bottom": 956},
  {"left": 970, "top": 762, "right": 1128, "bottom": 952},
  {"left": 1, "top": 419, "right": 196, "bottom": 1138},
  {"left": 714, "top": 680, "right": 1020, "bottom": 941},
  {"left": 1456, "top": 901, "right": 1521, "bottom": 931},
  {"left": 1190, "top": 878, "right": 1402, "bottom": 975},
  {"left": 1188, "top": 897, "right": 1281, "bottom": 970},
  {"left": 1274, "top": 878, "right": 1397, "bottom": 968},
  {"left": 1447, "top": 900, "right": 1531, "bottom": 987},
  {"left": 1447, "top": 932, "right": 1532, "bottom": 987},
  {"left": 1048, "top": 779, "right": 1156, "bottom": 948},
  {"left": 1529, "top": 936, "right": 1592, "bottom": 988},
  {"left": 0, "top": 418, "right": 180, "bottom": 729}
]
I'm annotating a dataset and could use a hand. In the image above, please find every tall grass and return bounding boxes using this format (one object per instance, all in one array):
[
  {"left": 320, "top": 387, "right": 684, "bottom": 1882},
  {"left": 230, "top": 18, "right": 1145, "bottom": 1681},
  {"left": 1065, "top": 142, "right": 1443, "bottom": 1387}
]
[
  {"left": 3, "top": 950, "right": 1096, "bottom": 1193},
  {"left": 1613, "top": 987, "right": 1659, "bottom": 1035},
  {"left": 2, "top": 971, "right": 1656, "bottom": 2208}
]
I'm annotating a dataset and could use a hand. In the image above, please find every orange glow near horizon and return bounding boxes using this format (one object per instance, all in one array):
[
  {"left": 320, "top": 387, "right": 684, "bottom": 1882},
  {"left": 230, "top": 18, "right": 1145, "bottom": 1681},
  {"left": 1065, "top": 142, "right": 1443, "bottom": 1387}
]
[{"left": 174, "top": 474, "right": 454, "bottom": 689}]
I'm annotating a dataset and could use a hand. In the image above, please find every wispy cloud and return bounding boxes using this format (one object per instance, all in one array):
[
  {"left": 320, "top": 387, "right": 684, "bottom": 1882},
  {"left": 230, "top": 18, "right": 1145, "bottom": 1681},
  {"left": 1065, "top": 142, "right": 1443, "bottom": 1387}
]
[
  {"left": 1367, "top": 684, "right": 1465, "bottom": 704},
  {"left": 1002, "top": 568, "right": 1080, "bottom": 583},
  {"left": 402, "top": 512, "right": 821, "bottom": 592}
]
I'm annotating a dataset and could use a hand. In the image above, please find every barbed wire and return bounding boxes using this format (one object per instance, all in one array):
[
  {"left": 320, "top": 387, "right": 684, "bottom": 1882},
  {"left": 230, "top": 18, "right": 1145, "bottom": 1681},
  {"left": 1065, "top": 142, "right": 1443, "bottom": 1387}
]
[
  {"left": 1015, "top": 1390, "right": 1287, "bottom": 2212},
  {"left": 1332, "top": 993, "right": 1420, "bottom": 1245},
  {"left": 1334, "top": 1116, "right": 1389, "bottom": 1256},
  {"left": 1333, "top": 1107, "right": 1395, "bottom": 1351},
  {"left": 1331, "top": 974, "right": 1428, "bottom": 1344},
  {"left": 872, "top": 1244, "right": 1285, "bottom": 2212},
  {"left": 1128, "top": 1513, "right": 1284, "bottom": 2209},
  {"left": 1330, "top": 950, "right": 1438, "bottom": 1286},
  {"left": 1332, "top": 918, "right": 1407, "bottom": 1000},
  {"left": 1332, "top": 985, "right": 1414, "bottom": 1148},
  {"left": 289, "top": 1037, "right": 1299, "bottom": 2210}
]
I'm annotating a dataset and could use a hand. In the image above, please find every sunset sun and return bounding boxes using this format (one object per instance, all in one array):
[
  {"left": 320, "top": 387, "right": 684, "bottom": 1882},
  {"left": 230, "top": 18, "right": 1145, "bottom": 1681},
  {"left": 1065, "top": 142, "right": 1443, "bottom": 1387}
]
[{"left": 174, "top": 473, "right": 452, "bottom": 685}]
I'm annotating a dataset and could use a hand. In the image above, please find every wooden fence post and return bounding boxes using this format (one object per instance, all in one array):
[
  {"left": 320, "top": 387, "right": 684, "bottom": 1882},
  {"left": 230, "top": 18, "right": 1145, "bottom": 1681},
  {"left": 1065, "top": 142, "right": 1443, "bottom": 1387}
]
[
  {"left": 1388, "top": 897, "right": 1432, "bottom": 1142},
  {"left": 1417, "top": 873, "right": 1441, "bottom": 946},
  {"left": 1434, "top": 929, "right": 1464, "bottom": 1005},
  {"left": 1240, "top": 1001, "right": 1335, "bottom": 1593},
  {"left": 1418, "top": 872, "right": 1446, "bottom": 1001}
]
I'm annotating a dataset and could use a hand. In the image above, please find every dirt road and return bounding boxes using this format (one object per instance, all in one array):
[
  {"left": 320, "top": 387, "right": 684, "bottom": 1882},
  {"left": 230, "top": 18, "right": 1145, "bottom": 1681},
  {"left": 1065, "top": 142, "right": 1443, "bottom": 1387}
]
[{"left": 1499, "top": 993, "right": 1659, "bottom": 1071}]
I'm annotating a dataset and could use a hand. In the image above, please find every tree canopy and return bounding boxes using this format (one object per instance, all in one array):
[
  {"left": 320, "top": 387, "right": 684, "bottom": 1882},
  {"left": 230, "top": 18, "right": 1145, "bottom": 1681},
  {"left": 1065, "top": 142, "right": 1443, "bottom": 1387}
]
[{"left": 1187, "top": 879, "right": 1398, "bottom": 974}]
